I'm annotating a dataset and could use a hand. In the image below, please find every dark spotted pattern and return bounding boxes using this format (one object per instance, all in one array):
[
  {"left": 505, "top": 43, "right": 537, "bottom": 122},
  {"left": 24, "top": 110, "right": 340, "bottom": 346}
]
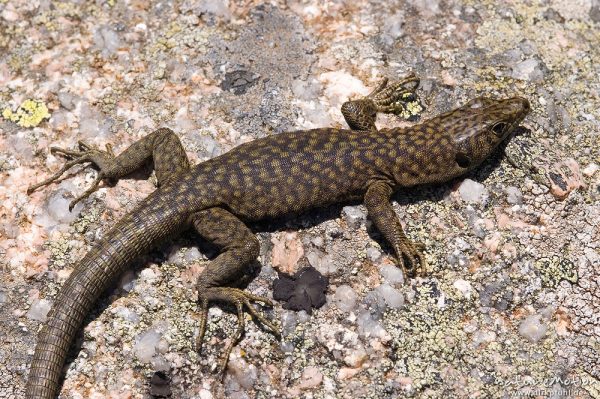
[{"left": 25, "top": 76, "right": 530, "bottom": 398}]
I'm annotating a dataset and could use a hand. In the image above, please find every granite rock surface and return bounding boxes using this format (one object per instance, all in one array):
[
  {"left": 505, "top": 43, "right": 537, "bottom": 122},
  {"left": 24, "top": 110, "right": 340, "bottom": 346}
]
[{"left": 1, "top": 0, "right": 599, "bottom": 398}]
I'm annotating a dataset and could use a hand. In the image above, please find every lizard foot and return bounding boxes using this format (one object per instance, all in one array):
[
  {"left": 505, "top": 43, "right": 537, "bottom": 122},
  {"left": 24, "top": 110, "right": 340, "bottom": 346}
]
[
  {"left": 195, "top": 287, "right": 280, "bottom": 379},
  {"left": 398, "top": 240, "right": 427, "bottom": 278},
  {"left": 367, "top": 73, "right": 420, "bottom": 115},
  {"left": 27, "top": 141, "right": 116, "bottom": 211}
]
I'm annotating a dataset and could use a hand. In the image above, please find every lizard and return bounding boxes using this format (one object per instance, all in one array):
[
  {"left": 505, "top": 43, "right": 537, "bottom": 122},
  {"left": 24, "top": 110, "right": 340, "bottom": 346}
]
[{"left": 24, "top": 74, "right": 530, "bottom": 398}]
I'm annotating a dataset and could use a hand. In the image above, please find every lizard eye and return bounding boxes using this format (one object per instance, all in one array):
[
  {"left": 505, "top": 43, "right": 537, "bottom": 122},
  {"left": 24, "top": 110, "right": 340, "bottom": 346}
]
[
  {"left": 455, "top": 152, "right": 471, "bottom": 168},
  {"left": 492, "top": 122, "right": 508, "bottom": 136}
]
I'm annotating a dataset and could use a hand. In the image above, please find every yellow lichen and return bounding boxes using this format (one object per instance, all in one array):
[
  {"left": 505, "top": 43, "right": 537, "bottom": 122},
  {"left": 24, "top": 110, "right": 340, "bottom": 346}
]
[{"left": 2, "top": 99, "right": 50, "bottom": 127}]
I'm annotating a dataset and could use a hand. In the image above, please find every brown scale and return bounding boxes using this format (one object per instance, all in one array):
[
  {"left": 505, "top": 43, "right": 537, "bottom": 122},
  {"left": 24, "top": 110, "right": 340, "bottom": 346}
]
[{"left": 25, "top": 74, "right": 530, "bottom": 398}]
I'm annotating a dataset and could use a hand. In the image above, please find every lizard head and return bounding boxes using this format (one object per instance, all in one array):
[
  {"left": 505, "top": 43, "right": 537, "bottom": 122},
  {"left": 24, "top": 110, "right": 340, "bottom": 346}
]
[
  {"left": 394, "top": 96, "right": 530, "bottom": 186},
  {"left": 446, "top": 96, "right": 530, "bottom": 172}
]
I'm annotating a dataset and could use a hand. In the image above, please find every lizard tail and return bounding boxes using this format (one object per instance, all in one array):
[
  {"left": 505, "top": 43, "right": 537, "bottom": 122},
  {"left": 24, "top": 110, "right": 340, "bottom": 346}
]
[{"left": 25, "top": 198, "right": 186, "bottom": 398}]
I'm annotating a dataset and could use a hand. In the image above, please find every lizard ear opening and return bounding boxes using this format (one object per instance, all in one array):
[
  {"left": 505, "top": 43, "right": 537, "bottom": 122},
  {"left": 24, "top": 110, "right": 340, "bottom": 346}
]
[{"left": 455, "top": 152, "right": 471, "bottom": 168}]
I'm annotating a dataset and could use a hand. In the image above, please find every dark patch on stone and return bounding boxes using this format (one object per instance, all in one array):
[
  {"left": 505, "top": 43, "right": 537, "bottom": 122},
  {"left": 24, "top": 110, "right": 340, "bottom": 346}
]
[
  {"left": 273, "top": 266, "right": 328, "bottom": 314},
  {"left": 590, "top": 3, "right": 600, "bottom": 23},
  {"left": 413, "top": 280, "right": 442, "bottom": 302},
  {"left": 220, "top": 70, "right": 260, "bottom": 95},
  {"left": 549, "top": 171, "right": 567, "bottom": 191},
  {"left": 479, "top": 279, "right": 514, "bottom": 311},
  {"left": 150, "top": 371, "right": 172, "bottom": 398},
  {"left": 543, "top": 8, "right": 565, "bottom": 23}
]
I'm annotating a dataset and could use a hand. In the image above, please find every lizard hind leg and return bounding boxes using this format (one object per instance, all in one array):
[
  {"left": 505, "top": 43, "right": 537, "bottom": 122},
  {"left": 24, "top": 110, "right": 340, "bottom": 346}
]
[{"left": 191, "top": 208, "right": 280, "bottom": 377}]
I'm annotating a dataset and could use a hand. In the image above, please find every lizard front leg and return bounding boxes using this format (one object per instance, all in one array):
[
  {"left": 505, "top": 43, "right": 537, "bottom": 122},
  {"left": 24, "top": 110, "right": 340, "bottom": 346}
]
[
  {"left": 27, "top": 127, "right": 190, "bottom": 210},
  {"left": 364, "top": 180, "right": 426, "bottom": 277},
  {"left": 341, "top": 73, "right": 420, "bottom": 131},
  {"left": 191, "top": 208, "right": 279, "bottom": 377}
]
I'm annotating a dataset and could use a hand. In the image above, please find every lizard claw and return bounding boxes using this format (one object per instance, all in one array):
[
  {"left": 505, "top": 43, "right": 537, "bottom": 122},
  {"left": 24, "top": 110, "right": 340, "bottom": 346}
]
[
  {"left": 367, "top": 73, "right": 422, "bottom": 117},
  {"left": 399, "top": 240, "right": 427, "bottom": 278},
  {"left": 195, "top": 287, "right": 279, "bottom": 379},
  {"left": 27, "top": 142, "right": 116, "bottom": 210}
]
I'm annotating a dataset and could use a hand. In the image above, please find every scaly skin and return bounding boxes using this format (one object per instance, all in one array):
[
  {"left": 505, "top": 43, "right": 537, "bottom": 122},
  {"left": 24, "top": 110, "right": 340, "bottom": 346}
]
[{"left": 25, "top": 75, "right": 530, "bottom": 398}]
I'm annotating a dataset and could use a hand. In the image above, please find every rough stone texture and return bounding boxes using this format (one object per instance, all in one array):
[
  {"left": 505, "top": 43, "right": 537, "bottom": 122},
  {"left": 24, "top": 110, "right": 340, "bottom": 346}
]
[{"left": 1, "top": 0, "right": 599, "bottom": 398}]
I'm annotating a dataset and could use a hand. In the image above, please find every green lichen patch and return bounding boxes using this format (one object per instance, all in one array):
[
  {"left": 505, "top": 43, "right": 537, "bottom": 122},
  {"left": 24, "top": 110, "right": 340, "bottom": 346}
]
[
  {"left": 2, "top": 99, "right": 50, "bottom": 128},
  {"left": 389, "top": 92, "right": 425, "bottom": 122},
  {"left": 534, "top": 255, "right": 577, "bottom": 288},
  {"left": 386, "top": 280, "right": 468, "bottom": 395},
  {"left": 578, "top": 369, "right": 600, "bottom": 399}
]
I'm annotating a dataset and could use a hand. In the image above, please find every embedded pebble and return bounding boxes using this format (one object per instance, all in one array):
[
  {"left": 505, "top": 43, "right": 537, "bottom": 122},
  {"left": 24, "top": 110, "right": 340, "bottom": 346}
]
[
  {"left": 134, "top": 330, "right": 162, "bottom": 363},
  {"left": 306, "top": 250, "right": 337, "bottom": 275},
  {"left": 333, "top": 285, "right": 358, "bottom": 312},
  {"left": 33, "top": 186, "right": 84, "bottom": 228},
  {"left": 78, "top": 102, "right": 112, "bottom": 138},
  {"left": 471, "top": 329, "right": 497, "bottom": 349},
  {"left": 198, "top": 390, "right": 213, "bottom": 399},
  {"left": 119, "top": 270, "right": 136, "bottom": 292},
  {"left": 453, "top": 279, "right": 473, "bottom": 299},
  {"left": 93, "top": 25, "right": 121, "bottom": 55},
  {"left": 6, "top": 132, "right": 34, "bottom": 161},
  {"left": 151, "top": 356, "right": 171, "bottom": 372},
  {"left": 184, "top": 247, "right": 203, "bottom": 262},
  {"left": 409, "top": 0, "right": 441, "bottom": 15},
  {"left": 375, "top": 284, "right": 404, "bottom": 309},
  {"left": 362, "top": 289, "right": 386, "bottom": 318},
  {"left": 26, "top": 299, "right": 52, "bottom": 322},
  {"left": 366, "top": 246, "right": 382, "bottom": 262},
  {"left": 519, "top": 315, "right": 548, "bottom": 343},
  {"left": 57, "top": 91, "right": 79, "bottom": 111},
  {"left": 228, "top": 358, "right": 258, "bottom": 389},
  {"left": 271, "top": 232, "right": 304, "bottom": 274},
  {"left": 196, "top": 0, "right": 232, "bottom": 19},
  {"left": 297, "top": 310, "right": 311, "bottom": 323},
  {"left": 298, "top": 366, "right": 323, "bottom": 389},
  {"left": 342, "top": 206, "right": 366, "bottom": 229},
  {"left": 281, "top": 310, "right": 298, "bottom": 336},
  {"left": 458, "top": 179, "right": 488, "bottom": 204},
  {"left": 379, "top": 265, "right": 404, "bottom": 286},
  {"left": 114, "top": 306, "right": 140, "bottom": 324},
  {"left": 505, "top": 186, "right": 523, "bottom": 205},
  {"left": 582, "top": 163, "right": 598, "bottom": 177},
  {"left": 344, "top": 345, "right": 367, "bottom": 367},
  {"left": 511, "top": 58, "right": 545, "bottom": 82},
  {"left": 139, "top": 268, "right": 158, "bottom": 282},
  {"left": 356, "top": 309, "right": 387, "bottom": 339}
]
